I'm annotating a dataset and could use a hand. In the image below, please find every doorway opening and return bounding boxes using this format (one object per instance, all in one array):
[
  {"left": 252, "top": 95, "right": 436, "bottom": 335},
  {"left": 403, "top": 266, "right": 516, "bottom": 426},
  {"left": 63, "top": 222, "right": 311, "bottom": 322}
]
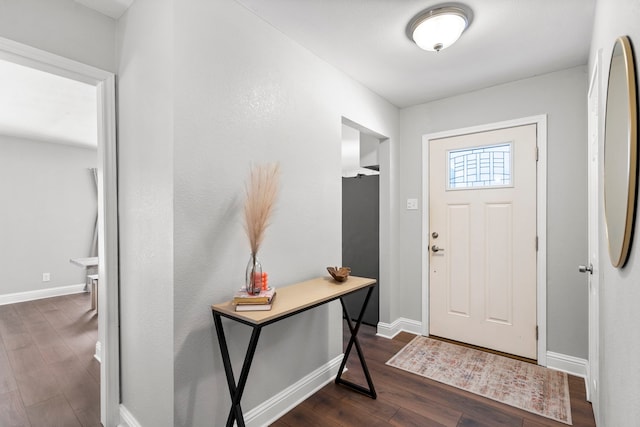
[
  {"left": 341, "top": 120, "right": 385, "bottom": 326},
  {"left": 0, "top": 37, "right": 120, "bottom": 425}
]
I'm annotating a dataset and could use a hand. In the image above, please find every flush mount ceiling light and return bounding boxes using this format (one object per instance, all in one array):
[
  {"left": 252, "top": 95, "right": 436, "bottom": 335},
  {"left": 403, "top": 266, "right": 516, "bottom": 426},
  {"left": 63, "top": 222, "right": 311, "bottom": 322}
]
[{"left": 407, "top": 4, "right": 473, "bottom": 52}]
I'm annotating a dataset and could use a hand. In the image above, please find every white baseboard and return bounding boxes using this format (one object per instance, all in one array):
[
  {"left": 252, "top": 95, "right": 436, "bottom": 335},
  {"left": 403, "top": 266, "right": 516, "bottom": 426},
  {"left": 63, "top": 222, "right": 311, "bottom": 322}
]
[
  {"left": 244, "top": 354, "right": 344, "bottom": 427},
  {"left": 117, "top": 356, "right": 342, "bottom": 427},
  {"left": 376, "top": 317, "right": 422, "bottom": 339},
  {"left": 119, "top": 404, "right": 141, "bottom": 427},
  {"left": 0, "top": 284, "right": 86, "bottom": 306},
  {"left": 546, "top": 351, "right": 588, "bottom": 378}
]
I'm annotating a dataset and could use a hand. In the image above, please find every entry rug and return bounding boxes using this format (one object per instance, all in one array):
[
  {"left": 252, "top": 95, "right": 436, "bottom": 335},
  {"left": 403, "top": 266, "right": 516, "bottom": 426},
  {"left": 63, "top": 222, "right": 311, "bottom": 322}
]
[{"left": 386, "top": 337, "right": 572, "bottom": 425}]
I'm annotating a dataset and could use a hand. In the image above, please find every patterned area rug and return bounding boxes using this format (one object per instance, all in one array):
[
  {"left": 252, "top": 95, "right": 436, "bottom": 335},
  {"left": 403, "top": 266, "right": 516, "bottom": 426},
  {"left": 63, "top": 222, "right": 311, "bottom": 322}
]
[{"left": 386, "top": 336, "right": 572, "bottom": 425}]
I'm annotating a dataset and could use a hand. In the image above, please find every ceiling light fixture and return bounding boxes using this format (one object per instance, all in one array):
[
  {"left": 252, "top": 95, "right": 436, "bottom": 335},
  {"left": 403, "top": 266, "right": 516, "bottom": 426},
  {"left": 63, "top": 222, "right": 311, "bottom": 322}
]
[{"left": 407, "top": 4, "right": 472, "bottom": 52}]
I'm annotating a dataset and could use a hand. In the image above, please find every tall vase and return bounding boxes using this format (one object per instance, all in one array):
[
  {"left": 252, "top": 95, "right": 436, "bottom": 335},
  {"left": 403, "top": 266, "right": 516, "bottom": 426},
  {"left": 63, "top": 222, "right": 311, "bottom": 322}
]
[{"left": 245, "top": 254, "right": 263, "bottom": 295}]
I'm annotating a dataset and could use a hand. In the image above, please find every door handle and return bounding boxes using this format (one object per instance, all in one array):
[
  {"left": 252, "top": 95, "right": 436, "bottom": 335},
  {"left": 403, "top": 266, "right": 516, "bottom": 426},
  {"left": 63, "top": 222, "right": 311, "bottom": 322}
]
[
  {"left": 578, "top": 264, "right": 593, "bottom": 274},
  {"left": 431, "top": 245, "right": 445, "bottom": 253}
]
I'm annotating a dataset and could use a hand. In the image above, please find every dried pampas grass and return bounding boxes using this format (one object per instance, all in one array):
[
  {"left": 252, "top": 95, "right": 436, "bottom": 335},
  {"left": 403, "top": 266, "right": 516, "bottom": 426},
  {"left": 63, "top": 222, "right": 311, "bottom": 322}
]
[{"left": 244, "top": 163, "right": 280, "bottom": 257}]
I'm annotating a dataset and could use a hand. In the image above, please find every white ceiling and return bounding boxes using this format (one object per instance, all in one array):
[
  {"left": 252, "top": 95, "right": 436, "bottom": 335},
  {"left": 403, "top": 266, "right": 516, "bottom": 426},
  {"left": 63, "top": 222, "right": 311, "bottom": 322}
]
[
  {"left": 0, "top": 59, "right": 97, "bottom": 148},
  {"left": 1, "top": 0, "right": 596, "bottom": 149},
  {"left": 74, "top": 0, "right": 133, "bottom": 19},
  {"left": 235, "top": 0, "right": 596, "bottom": 108},
  {"left": 0, "top": 0, "right": 132, "bottom": 149}
]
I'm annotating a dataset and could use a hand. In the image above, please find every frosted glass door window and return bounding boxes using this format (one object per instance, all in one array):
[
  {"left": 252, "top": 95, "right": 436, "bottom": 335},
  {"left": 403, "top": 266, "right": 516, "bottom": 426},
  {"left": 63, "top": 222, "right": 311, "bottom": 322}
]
[{"left": 448, "top": 143, "right": 512, "bottom": 189}]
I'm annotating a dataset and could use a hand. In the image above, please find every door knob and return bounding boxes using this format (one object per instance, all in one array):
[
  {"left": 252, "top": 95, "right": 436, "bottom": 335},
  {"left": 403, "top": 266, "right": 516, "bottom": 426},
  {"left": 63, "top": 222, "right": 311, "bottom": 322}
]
[
  {"left": 431, "top": 245, "right": 445, "bottom": 253},
  {"left": 578, "top": 264, "right": 593, "bottom": 274}
]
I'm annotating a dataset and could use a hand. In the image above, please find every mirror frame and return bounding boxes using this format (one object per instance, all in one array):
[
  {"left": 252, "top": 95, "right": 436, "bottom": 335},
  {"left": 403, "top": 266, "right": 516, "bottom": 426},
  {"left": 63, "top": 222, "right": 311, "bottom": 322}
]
[{"left": 604, "top": 35, "right": 638, "bottom": 268}]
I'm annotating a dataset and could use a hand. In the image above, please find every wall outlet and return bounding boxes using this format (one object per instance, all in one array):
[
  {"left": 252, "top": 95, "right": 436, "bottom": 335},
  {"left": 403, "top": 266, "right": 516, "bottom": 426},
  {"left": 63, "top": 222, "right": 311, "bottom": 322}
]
[
  {"left": 406, "top": 198, "right": 419, "bottom": 210},
  {"left": 42, "top": 273, "right": 50, "bottom": 282}
]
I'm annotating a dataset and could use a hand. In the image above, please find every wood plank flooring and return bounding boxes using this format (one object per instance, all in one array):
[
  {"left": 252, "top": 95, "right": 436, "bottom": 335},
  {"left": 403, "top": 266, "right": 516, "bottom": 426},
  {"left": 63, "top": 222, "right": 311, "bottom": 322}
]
[
  {"left": 0, "top": 293, "right": 100, "bottom": 427},
  {"left": 1, "top": 295, "right": 596, "bottom": 427},
  {"left": 271, "top": 323, "right": 597, "bottom": 427}
]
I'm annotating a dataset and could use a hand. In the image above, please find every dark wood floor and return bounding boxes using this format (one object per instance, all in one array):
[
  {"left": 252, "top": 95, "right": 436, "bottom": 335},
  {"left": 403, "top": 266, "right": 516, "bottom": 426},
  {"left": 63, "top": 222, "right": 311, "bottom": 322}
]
[
  {"left": 0, "top": 293, "right": 100, "bottom": 427},
  {"left": 0, "top": 297, "right": 596, "bottom": 427},
  {"left": 271, "top": 323, "right": 597, "bottom": 427}
]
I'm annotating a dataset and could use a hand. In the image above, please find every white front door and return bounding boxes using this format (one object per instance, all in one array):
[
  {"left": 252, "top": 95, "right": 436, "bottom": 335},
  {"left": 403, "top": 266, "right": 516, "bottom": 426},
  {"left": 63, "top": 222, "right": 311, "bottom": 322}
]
[{"left": 429, "top": 124, "right": 538, "bottom": 359}]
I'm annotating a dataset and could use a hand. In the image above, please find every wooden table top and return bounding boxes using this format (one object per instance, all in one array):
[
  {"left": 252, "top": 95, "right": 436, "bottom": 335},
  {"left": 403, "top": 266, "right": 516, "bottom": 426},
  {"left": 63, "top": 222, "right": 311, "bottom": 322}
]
[
  {"left": 69, "top": 257, "right": 99, "bottom": 268},
  {"left": 211, "top": 276, "right": 376, "bottom": 326}
]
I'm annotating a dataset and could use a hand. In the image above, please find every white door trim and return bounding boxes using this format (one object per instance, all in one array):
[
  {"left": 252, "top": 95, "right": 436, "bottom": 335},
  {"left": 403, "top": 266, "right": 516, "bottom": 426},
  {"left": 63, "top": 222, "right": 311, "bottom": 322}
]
[
  {"left": 0, "top": 37, "right": 121, "bottom": 426},
  {"left": 421, "top": 115, "right": 548, "bottom": 365}
]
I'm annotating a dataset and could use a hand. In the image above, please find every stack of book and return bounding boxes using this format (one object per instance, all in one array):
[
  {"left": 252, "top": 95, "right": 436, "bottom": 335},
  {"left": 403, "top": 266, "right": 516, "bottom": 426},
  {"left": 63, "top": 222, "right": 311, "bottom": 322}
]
[{"left": 232, "top": 287, "right": 276, "bottom": 311}]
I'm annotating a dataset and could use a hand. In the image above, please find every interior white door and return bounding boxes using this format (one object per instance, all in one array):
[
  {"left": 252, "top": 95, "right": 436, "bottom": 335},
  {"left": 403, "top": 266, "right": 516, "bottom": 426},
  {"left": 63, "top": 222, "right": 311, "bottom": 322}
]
[
  {"left": 586, "top": 61, "right": 600, "bottom": 412},
  {"left": 429, "top": 124, "right": 538, "bottom": 359}
]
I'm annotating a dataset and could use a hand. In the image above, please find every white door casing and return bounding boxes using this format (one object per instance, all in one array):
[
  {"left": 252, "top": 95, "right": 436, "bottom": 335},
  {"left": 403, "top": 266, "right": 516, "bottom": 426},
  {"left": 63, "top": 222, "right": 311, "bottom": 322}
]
[
  {"left": 422, "top": 116, "right": 548, "bottom": 364},
  {"left": 0, "top": 37, "right": 121, "bottom": 426}
]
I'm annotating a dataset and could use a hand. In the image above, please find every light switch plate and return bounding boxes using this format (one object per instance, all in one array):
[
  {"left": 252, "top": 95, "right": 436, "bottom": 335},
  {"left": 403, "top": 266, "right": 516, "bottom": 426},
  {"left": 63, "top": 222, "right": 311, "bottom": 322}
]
[{"left": 406, "top": 198, "right": 418, "bottom": 210}]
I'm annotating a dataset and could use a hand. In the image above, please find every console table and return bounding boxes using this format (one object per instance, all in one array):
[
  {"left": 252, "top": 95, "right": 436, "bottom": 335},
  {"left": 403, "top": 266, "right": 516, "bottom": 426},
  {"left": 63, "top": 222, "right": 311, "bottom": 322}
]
[{"left": 211, "top": 275, "right": 377, "bottom": 427}]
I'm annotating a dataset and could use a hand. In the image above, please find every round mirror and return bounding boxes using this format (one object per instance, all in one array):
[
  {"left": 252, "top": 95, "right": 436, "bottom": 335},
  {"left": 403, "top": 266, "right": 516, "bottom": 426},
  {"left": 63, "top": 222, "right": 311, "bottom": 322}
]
[{"left": 604, "top": 36, "right": 638, "bottom": 268}]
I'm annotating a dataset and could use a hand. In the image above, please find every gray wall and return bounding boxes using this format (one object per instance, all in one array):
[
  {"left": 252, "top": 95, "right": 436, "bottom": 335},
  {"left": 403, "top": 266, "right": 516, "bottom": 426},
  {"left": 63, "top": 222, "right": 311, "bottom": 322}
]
[
  {"left": 398, "top": 66, "right": 589, "bottom": 359},
  {"left": 116, "top": 0, "right": 399, "bottom": 425},
  {"left": 0, "top": 135, "right": 97, "bottom": 295},
  {"left": 589, "top": 0, "right": 640, "bottom": 424},
  {"left": 0, "top": 0, "right": 116, "bottom": 73},
  {"left": 116, "top": 0, "right": 174, "bottom": 425},
  {"left": 173, "top": 2, "right": 397, "bottom": 425}
]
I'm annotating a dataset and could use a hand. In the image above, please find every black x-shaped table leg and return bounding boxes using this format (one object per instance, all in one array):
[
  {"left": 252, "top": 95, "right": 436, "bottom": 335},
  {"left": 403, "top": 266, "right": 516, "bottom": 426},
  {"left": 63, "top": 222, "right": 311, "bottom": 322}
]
[
  {"left": 213, "top": 313, "right": 262, "bottom": 427},
  {"left": 212, "top": 284, "right": 376, "bottom": 427},
  {"left": 335, "top": 286, "right": 377, "bottom": 399}
]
